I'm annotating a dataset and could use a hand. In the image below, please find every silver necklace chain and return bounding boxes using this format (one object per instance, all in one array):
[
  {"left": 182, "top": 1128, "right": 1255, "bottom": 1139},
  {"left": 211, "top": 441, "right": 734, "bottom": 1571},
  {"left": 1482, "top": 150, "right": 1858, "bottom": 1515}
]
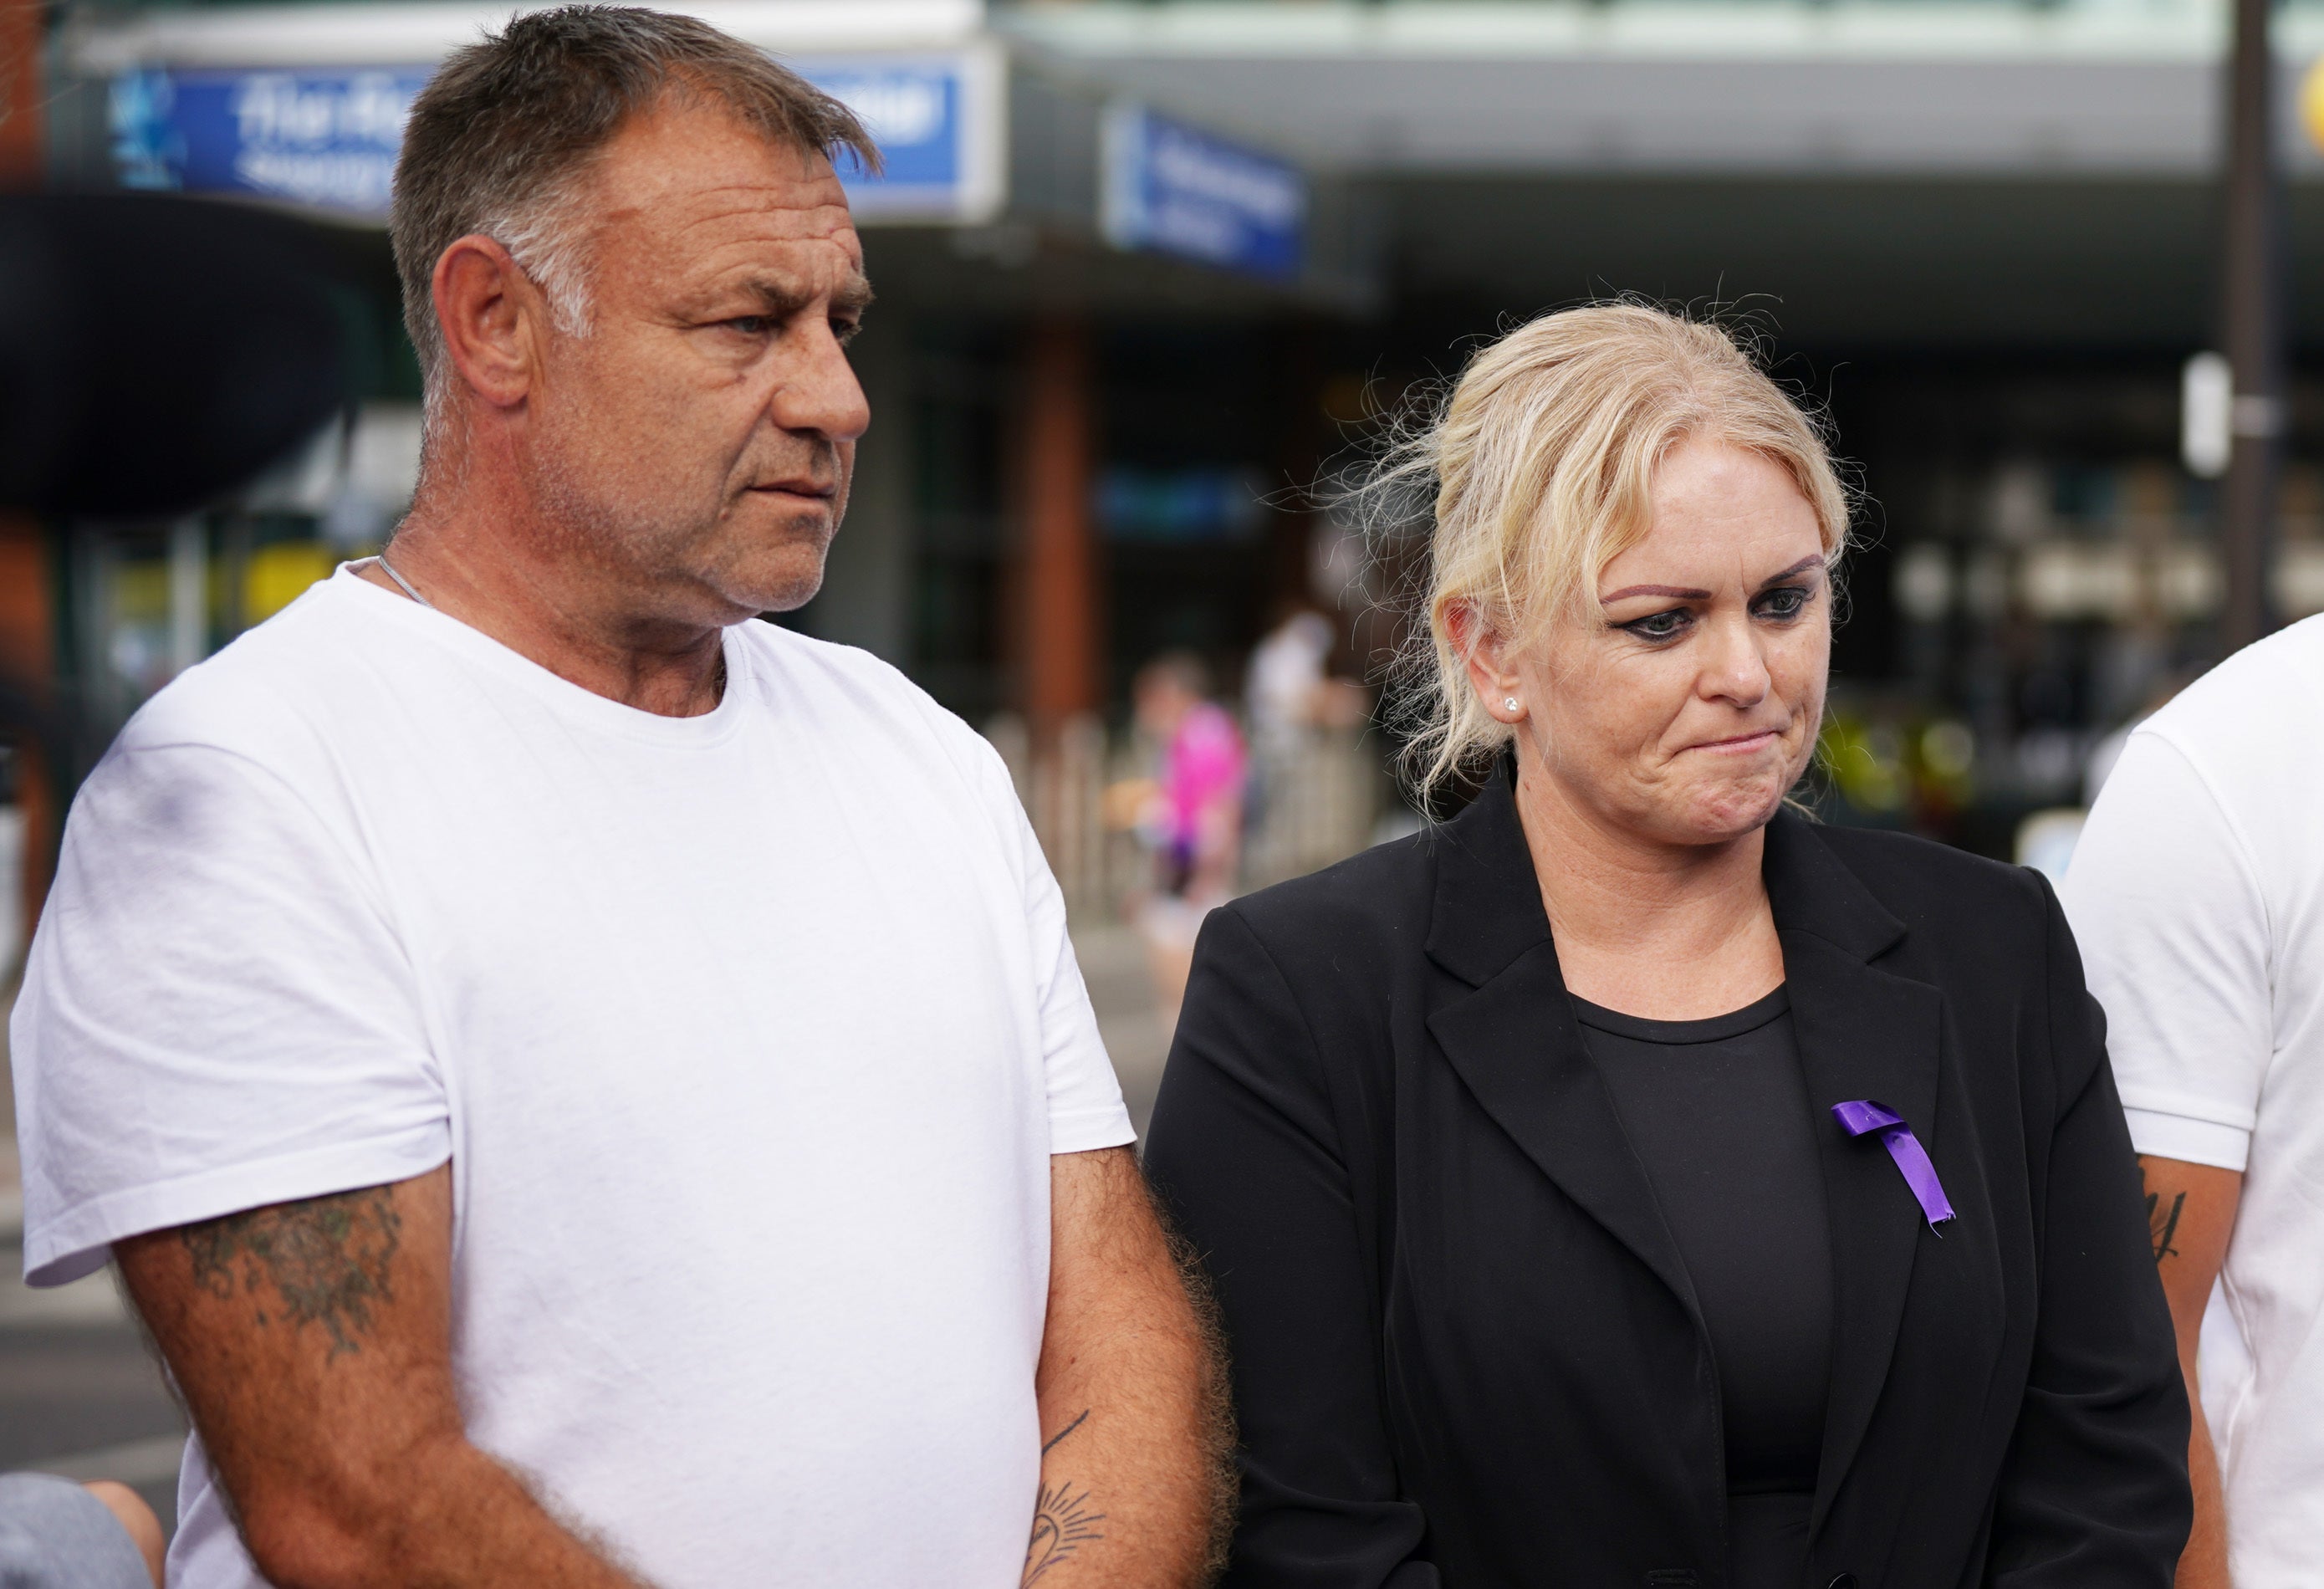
[
  {"left": 372, "top": 549, "right": 433, "bottom": 609},
  {"left": 370, "top": 548, "right": 728, "bottom": 699}
]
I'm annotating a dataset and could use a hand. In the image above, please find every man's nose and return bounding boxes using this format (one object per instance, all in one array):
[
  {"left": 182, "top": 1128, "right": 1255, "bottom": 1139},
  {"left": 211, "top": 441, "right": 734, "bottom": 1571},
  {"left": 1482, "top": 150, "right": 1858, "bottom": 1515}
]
[{"left": 770, "top": 323, "right": 871, "bottom": 444}]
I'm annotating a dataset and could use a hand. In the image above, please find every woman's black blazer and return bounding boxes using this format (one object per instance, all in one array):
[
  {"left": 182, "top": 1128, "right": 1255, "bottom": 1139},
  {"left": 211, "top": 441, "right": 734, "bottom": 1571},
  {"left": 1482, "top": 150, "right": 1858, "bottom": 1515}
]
[{"left": 1144, "top": 773, "right": 2190, "bottom": 1589}]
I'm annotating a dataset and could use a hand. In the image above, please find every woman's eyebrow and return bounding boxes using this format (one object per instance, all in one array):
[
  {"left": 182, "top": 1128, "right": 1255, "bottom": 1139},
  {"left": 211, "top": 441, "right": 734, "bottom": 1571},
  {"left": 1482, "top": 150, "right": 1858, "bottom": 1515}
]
[
  {"left": 1601, "top": 554, "right": 1826, "bottom": 605},
  {"left": 1756, "top": 554, "right": 1826, "bottom": 587},
  {"left": 1602, "top": 582, "right": 1712, "bottom": 601}
]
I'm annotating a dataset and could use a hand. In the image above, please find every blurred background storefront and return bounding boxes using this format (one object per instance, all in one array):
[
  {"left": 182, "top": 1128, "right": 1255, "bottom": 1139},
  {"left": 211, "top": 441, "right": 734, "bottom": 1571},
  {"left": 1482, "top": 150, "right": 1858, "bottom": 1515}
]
[{"left": 13, "top": 0, "right": 2324, "bottom": 927}]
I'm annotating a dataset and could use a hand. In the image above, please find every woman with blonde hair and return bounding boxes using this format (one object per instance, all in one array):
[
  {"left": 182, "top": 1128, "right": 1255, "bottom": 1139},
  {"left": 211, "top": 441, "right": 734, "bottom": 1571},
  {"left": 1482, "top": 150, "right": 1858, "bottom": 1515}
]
[{"left": 1143, "top": 304, "right": 2189, "bottom": 1588}]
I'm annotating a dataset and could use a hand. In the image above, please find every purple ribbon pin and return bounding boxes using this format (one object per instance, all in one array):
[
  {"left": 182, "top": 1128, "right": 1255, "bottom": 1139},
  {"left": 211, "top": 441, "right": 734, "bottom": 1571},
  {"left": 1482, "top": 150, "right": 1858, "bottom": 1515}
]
[{"left": 1832, "top": 1100, "right": 1955, "bottom": 1231}]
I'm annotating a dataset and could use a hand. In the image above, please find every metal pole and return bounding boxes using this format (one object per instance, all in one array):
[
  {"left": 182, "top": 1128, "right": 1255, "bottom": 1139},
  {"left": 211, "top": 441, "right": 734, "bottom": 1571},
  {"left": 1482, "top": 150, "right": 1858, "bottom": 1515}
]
[{"left": 2220, "top": 0, "right": 2284, "bottom": 651}]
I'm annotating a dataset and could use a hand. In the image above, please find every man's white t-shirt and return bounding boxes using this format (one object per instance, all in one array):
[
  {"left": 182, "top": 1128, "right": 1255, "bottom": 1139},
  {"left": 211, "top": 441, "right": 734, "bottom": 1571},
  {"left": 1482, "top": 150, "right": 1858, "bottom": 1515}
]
[
  {"left": 2062, "top": 613, "right": 2324, "bottom": 1589},
  {"left": 11, "top": 567, "right": 1135, "bottom": 1589}
]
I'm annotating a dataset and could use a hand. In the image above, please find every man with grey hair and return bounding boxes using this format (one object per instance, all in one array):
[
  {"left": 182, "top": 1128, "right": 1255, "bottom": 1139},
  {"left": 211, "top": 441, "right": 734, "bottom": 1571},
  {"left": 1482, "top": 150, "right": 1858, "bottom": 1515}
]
[{"left": 9, "top": 9, "right": 1226, "bottom": 1588}]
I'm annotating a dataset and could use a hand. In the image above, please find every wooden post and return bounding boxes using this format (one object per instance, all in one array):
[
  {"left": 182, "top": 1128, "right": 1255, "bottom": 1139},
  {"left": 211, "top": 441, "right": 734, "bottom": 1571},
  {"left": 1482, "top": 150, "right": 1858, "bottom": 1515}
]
[
  {"left": 1019, "top": 314, "right": 1101, "bottom": 734},
  {"left": 0, "top": 517, "right": 56, "bottom": 949},
  {"left": 1, "top": 0, "right": 52, "bottom": 948},
  {"left": 0, "top": 0, "right": 43, "bottom": 188},
  {"left": 2219, "top": 0, "right": 2284, "bottom": 651}
]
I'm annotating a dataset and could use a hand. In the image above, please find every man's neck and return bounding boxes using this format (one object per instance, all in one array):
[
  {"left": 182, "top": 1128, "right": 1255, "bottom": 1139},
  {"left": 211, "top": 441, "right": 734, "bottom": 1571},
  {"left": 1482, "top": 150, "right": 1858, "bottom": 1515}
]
[{"left": 364, "top": 491, "right": 728, "bottom": 719}]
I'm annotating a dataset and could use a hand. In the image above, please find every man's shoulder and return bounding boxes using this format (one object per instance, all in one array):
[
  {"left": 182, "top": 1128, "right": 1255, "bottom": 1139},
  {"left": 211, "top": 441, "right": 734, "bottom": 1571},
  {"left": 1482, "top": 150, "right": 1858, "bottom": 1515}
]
[
  {"left": 2139, "top": 614, "right": 2324, "bottom": 779},
  {"left": 112, "top": 576, "right": 381, "bottom": 763},
  {"left": 732, "top": 621, "right": 1007, "bottom": 781},
  {"left": 733, "top": 617, "right": 917, "bottom": 692},
  {"left": 735, "top": 621, "right": 966, "bottom": 729}
]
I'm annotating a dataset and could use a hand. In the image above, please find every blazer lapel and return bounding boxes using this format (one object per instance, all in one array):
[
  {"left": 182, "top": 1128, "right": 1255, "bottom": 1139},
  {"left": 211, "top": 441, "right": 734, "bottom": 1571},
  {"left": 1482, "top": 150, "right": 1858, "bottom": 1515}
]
[
  {"left": 1423, "top": 774, "right": 1701, "bottom": 1321},
  {"left": 1762, "top": 814, "right": 1946, "bottom": 1526}
]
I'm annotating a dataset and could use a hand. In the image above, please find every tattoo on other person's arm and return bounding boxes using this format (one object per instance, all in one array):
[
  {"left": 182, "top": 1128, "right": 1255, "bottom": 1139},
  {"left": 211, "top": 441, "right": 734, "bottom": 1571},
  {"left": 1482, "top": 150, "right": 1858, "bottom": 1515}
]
[
  {"left": 1024, "top": 1409, "right": 1106, "bottom": 1586},
  {"left": 2142, "top": 1165, "right": 2187, "bottom": 1265},
  {"left": 180, "top": 1187, "right": 404, "bottom": 1359},
  {"left": 1040, "top": 1409, "right": 1090, "bottom": 1455}
]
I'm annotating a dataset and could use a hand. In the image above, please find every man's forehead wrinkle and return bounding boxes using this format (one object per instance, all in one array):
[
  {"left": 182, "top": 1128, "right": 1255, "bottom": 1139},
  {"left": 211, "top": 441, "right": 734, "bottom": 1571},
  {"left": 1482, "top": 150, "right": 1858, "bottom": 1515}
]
[{"left": 654, "top": 185, "right": 859, "bottom": 247}]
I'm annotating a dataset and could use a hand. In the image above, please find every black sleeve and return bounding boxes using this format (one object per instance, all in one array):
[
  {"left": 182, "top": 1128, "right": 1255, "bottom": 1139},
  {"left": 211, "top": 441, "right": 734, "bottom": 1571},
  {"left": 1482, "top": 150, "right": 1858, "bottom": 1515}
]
[
  {"left": 1986, "top": 877, "right": 2192, "bottom": 1586},
  {"left": 1143, "top": 905, "right": 1438, "bottom": 1589}
]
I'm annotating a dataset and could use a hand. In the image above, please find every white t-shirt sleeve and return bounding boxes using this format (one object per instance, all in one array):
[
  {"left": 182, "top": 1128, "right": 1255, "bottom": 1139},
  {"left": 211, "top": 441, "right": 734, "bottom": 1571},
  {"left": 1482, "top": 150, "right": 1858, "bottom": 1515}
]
[
  {"left": 13, "top": 736, "right": 450, "bottom": 1286},
  {"left": 2061, "top": 729, "right": 2271, "bottom": 1173},
  {"left": 986, "top": 759, "right": 1134, "bottom": 1157}
]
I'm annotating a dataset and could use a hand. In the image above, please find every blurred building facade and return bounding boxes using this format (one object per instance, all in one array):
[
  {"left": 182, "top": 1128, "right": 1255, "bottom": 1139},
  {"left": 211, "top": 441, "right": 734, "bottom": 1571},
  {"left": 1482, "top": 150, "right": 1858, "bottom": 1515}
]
[{"left": 16, "top": 0, "right": 2324, "bottom": 905}]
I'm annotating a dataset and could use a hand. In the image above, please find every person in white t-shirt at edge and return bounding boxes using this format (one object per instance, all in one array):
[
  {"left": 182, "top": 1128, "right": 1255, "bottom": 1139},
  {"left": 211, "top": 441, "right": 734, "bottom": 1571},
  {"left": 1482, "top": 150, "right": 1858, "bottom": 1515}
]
[
  {"left": 8, "top": 10, "right": 1228, "bottom": 1587},
  {"left": 2063, "top": 615, "right": 2324, "bottom": 1589}
]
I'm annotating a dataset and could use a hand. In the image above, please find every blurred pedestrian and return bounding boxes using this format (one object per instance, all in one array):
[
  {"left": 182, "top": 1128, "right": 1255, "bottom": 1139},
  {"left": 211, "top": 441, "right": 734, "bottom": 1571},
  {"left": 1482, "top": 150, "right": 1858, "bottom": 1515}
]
[
  {"left": 0, "top": 1477, "right": 164, "bottom": 1589},
  {"left": 1146, "top": 304, "right": 2189, "bottom": 1588},
  {"left": 1131, "top": 651, "right": 1246, "bottom": 1013},
  {"left": 1245, "top": 605, "right": 1336, "bottom": 752},
  {"left": 1246, "top": 604, "right": 1368, "bottom": 748},
  {"left": 2063, "top": 620, "right": 2324, "bottom": 1589},
  {"left": 9, "top": 12, "right": 1225, "bottom": 1589}
]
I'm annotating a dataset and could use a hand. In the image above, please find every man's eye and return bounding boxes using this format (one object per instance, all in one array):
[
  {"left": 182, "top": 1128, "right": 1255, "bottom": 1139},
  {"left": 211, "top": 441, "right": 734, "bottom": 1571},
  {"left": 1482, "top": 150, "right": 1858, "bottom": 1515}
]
[
  {"left": 832, "top": 318, "right": 862, "bottom": 345},
  {"left": 723, "top": 316, "right": 776, "bottom": 335},
  {"left": 1621, "top": 609, "right": 1690, "bottom": 641}
]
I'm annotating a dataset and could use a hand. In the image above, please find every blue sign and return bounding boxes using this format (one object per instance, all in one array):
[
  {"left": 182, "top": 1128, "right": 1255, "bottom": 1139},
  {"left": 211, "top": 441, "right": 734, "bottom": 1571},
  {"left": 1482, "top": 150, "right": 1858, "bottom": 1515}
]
[
  {"left": 108, "top": 49, "right": 1002, "bottom": 224},
  {"left": 1101, "top": 104, "right": 1305, "bottom": 281},
  {"left": 111, "top": 69, "right": 425, "bottom": 215},
  {"left": 799, "top": 56, "right": 993, "bottom": 221}
]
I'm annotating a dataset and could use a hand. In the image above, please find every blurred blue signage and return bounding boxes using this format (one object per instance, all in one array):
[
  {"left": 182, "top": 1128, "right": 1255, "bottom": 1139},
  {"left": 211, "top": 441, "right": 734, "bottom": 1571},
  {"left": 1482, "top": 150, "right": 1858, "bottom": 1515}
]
[
  {"left": 799, "top": 54, "right": 1000, "bottom": 222},
  {"left": 1101, "top": 103, "right": 1305, "bottom": 281},
  {"left": 1096, "top": 466, "right": 1267, "bottom": 545},
  {"left": 110, "top": 69, "right": 425, "bottom": 215},
  {"left": 107, "top": 47, "right": 1003, "bottom": 224}
]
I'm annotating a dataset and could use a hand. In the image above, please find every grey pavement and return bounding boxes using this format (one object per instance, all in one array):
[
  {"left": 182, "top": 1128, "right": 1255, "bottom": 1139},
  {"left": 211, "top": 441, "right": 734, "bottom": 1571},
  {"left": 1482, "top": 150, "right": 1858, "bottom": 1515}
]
[{"left": 0, "top": 925, "right": 1176, "bottom": 1549}]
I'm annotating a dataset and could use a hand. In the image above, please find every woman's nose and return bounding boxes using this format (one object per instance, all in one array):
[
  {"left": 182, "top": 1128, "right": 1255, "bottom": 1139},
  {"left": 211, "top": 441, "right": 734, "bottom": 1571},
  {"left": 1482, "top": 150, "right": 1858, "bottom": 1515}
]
[{"left": 1700, "top": 614, "right": 1772, "bottom": 706}]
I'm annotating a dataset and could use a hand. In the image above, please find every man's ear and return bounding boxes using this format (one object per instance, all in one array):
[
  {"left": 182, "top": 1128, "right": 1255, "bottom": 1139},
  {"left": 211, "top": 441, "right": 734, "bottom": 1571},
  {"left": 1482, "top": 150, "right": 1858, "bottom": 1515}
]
[{"left": 431, "top": 235, "right": 547, "bottom": 411}]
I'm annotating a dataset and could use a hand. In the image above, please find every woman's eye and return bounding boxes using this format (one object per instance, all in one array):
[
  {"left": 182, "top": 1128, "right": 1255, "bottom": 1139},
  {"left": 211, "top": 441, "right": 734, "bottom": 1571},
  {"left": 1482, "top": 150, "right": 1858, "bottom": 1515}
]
[
  {"left": 1756, "top": 586, "right": 1811, "bottom": 620},
  {"left": 1622, "top": 610, "right": 1690, "bottom": 641}
]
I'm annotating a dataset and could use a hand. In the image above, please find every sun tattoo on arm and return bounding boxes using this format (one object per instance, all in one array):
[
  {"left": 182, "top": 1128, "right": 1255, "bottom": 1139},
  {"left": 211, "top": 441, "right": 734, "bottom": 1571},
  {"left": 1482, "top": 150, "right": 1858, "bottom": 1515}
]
[{"left": 1024, "top": 1409, "right": 1106, "bottom": 1586}]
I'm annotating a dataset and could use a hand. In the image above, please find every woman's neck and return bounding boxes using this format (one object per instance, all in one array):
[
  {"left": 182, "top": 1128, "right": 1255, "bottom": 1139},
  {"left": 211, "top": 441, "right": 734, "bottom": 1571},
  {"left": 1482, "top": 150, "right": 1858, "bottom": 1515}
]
[{"left": 1513, "top": 761, "right": 1785, "bottom": 1019}]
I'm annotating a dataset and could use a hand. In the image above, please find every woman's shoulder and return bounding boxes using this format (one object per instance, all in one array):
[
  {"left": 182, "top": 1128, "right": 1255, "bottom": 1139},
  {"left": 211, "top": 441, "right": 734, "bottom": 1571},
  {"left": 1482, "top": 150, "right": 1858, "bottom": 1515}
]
[
  {"left": 1799, "top": 819, "right": 2054, "bottom": 952},
  {"left": 1218, "top": 828, "right": 1438, "bottom": 973}
]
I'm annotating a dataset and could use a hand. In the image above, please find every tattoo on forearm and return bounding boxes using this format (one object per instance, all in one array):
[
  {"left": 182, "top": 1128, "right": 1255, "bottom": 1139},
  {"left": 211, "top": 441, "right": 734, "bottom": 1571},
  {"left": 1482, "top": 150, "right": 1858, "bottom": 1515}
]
[
  {"left": 2142, "top": 1167, "right": 2187, "bottom": 1265},
  {"left": 181, "top": 1186, "right": 403, "bottom": 1359},
  {"left": 1024, "top": 1410, "right": 1105, "bottom": 1586}
]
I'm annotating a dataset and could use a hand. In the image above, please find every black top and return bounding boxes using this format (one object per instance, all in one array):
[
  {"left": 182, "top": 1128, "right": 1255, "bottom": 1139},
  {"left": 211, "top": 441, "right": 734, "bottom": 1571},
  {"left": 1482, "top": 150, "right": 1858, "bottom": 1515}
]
[
  {"left": 1143, "top": 771, "right": 2189, "bottom": 1589},
  {"left": 1574, "top": 987, "right": 1832, "bottom": 1589}
]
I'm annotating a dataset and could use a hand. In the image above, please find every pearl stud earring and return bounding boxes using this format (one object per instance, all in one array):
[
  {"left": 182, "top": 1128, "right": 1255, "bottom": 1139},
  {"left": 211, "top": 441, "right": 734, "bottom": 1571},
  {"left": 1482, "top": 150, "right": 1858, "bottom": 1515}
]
[{"left": 1504, "top": 697, "right": 1520, "bottom": 713}]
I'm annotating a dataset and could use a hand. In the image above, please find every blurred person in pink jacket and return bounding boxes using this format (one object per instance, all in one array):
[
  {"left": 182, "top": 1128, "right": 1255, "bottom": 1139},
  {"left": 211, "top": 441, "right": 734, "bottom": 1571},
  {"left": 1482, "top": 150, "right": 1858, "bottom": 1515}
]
[{"left": 1132, "top": 651, "right": 1247, "bottom": 1010}]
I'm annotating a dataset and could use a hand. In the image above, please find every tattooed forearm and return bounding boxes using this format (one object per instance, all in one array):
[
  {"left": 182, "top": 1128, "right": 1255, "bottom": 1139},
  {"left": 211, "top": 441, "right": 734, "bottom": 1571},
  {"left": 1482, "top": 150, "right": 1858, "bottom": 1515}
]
[
  {"left": 1041, "top": 1409, "right": 1090, "bottom": 1456},
  {"left": 2143, "top": 1165, "right": 2187, "bottom": 1265},
  {"left": 180, "top": 1186, "right": 404, "bottom": 1359},
  {"left": 1024, "top": 1484, "right": 1105, "bottom": 1586},
  {"left": 1024, "top": 1409, "right": 1106, "bottom": 1586}
]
